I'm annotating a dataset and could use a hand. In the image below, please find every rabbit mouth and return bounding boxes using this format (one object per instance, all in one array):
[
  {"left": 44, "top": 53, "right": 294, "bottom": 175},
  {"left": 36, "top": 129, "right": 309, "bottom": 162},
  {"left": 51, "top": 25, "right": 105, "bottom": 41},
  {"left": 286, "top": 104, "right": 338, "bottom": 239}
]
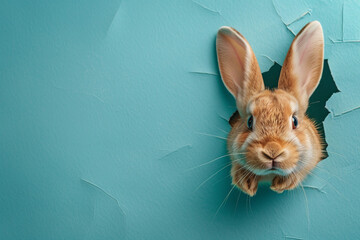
[
  {"left": 236, "top": 156, "right": 297, "bottom": 176},
  {"left": 267, "top": 167, "right": 295, "bottom": 176},
  {"left": 247, "top": 166, "right": 290, "bottom": 176},
  {"left": 247, "top": 165, "right": 296, "bottom": 176}
]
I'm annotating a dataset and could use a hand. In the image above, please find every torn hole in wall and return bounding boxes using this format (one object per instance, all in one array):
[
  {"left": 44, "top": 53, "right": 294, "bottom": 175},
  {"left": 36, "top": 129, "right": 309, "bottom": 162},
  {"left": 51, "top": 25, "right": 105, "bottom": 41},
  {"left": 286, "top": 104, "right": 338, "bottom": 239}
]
[{"left": 261, "top": 60, "right": 339, "bottom": 160}]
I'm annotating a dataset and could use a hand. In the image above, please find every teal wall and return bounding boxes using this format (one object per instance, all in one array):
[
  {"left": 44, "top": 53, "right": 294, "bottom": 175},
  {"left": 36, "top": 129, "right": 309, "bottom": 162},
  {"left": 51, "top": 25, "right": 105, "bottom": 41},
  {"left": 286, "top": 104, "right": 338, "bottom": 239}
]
[{"left": 1, "top": 0, "right": 360, "bottom": 239}]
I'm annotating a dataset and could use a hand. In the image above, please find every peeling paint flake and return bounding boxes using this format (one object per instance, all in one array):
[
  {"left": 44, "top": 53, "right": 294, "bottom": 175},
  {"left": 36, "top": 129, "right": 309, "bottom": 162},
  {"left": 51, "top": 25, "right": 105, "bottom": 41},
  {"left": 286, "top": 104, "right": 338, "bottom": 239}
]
[
  {"left": 332, "top": 105, "right": 360, "bottom": 117},
  {"left": 272, "top": 0, "right": 311, "bottom": 34},
  {"left": 326, "top": 43, "right": 360, "bottom": 115}
]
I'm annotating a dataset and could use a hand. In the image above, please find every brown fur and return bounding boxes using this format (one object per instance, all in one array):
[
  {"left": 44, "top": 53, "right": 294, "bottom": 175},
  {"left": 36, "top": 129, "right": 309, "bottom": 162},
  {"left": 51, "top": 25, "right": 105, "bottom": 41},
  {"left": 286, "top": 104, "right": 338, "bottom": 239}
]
[{"left": 216, "top": 22, "right": 324, "bottom": 196}]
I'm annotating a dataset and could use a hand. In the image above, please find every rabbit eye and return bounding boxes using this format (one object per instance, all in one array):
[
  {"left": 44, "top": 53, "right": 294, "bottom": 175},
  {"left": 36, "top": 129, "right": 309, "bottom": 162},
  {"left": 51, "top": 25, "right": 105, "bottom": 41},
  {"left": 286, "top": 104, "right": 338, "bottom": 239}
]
[
  {"left": 292, "top": 116, "right": 298, "bottom": 129},
  {"left": 247, "top": 115, "right": 254, "bottom": 130}
]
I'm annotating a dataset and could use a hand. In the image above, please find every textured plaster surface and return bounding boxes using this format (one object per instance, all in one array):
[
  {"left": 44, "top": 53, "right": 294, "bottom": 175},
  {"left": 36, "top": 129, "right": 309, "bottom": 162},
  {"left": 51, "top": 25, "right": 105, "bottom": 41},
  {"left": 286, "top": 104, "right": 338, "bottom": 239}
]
[{"left": 1, "top": 0, "right": 359, "bottom": 239}]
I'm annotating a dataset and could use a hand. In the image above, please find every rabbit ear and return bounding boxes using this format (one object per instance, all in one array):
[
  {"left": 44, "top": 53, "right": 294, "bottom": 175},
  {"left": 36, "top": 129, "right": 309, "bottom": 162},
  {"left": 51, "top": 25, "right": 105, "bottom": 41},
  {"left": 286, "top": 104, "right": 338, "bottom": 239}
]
[
  {"left": 278, "top": 21, "right": 324, "bottom": 113},
  {"left": 216, "top": 27, "right": 264, "bottom": 116}
]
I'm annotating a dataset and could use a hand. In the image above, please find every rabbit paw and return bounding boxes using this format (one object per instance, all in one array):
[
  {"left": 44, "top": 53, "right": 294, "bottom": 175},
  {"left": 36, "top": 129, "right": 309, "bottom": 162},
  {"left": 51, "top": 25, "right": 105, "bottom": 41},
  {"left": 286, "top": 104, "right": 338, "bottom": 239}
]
[
  {"left": 231, "top": 164, "right": 259, "bottom": 197},
  {"left": 270, "top": 174, "right": 300, "bottom": 193}
]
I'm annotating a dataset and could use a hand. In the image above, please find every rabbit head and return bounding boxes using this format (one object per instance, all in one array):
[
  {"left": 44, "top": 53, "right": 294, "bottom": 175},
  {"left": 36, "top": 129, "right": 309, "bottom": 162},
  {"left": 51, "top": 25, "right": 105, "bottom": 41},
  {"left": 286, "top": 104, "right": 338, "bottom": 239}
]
[{"left": 216, "top": 21, "right": 324, "bottom": 194}]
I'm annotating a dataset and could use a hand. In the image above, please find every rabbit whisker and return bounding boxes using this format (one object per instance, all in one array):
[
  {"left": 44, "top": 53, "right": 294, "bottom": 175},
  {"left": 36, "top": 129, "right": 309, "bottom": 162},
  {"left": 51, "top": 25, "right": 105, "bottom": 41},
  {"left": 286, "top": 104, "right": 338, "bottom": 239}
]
[
  {"left": 215, "top": 126, "right": 229, "bottom": 134},
  {"left": 298, "top": 180, "right": 311, "bottom": 232},
  {"left": 187, "top": 153, "right": 246, "bottom": 171},
  {"left": 234, "top": 191, "right": 241, "bottom": 216},
  {"left": 213, "top": 177, "right": 240, "bottom": 220},
  {"left": 194, "top": 163, "right": 232, "bottom": 192},
  {"left": 196, "top": 132, "right": 227, "bottom": 140}
]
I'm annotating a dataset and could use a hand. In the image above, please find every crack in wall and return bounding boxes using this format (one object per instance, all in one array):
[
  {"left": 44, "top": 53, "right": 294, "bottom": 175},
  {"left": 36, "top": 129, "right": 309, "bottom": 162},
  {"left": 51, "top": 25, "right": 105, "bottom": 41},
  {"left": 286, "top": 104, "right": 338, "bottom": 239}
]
[
  {"left": 105, "top": 0, "right": 124, "bottom": 37},
  {"left": 189, "top": 71, "right": 219, "bottom": 76},
  {"left": 190, "top": 0, "right": 229, "bottom": 22},
  {"left": 191, "top": 0, "right": 222, "bottom": 15},
  {"left": 158, "top": 145, "right": 192, "bottom": 160},
  {"left": 284, "top": 236, "right": 304, "bottom": 240},
  {"left": 81, "top": 178, "right": 126, "bottom": 217}
]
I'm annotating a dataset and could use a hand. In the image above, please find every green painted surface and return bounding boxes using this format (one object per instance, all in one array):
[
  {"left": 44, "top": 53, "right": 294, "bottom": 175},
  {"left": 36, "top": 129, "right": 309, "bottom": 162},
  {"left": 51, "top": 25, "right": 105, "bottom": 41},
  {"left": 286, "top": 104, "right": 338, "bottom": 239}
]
[{"left": 0, "top": 0, "right": 359, "bottom": 239}]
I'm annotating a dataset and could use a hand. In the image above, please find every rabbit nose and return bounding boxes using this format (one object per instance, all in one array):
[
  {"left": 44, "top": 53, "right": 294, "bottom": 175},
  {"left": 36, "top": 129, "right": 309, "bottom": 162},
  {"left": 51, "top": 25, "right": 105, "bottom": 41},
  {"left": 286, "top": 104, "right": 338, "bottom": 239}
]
[{"left": 261, "top": 142, "right": 284, "bottom": 162}]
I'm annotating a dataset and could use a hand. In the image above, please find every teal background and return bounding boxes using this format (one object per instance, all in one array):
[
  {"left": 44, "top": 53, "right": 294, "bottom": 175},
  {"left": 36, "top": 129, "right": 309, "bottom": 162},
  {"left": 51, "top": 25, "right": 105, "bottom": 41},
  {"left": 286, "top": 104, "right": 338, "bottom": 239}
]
[{"left": 1, "top": 0, "right": 360, "bottom": 239}]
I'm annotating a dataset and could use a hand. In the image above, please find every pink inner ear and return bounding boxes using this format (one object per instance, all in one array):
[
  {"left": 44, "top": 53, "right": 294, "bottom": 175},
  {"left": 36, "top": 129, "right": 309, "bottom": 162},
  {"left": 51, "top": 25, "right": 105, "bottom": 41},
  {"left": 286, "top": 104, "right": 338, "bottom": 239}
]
[
  {"left": 298, "top": 40, "right": 311, "bottom": 88},
  {"left": 225, "top": 36, "right": 245, "bottom": 68},
  {"left": 292, "top": 22, "right": 324, "bottom": 97},
  {"left": 216, "top": 26, "right": 264, "bottom": 112},
  {"left": 220, "top": 32, "right": 247, "bottom": 73},
  {"left": 216, "top": 28, "right": 249, "bottom": 96},
  {"left": 298, "top": 38, "right": 310, "bottom": 66}
]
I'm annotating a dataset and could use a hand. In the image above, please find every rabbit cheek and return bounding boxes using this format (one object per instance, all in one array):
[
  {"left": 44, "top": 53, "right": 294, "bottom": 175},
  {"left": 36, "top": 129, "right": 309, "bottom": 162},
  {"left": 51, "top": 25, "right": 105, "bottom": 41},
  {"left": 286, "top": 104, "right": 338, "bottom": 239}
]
[
  {"left": 227, "top": 130, "right": 250, "bottom": 164},
  {"left": 237, "top": 132, "right": 250, "bottom": 147},
  {"left": 245, "top": 142, "right": 269, "bottom": 171},
  {"left": 293, "top": 129, "right": 316, "bottom": 170},
  {"left": 277, "top": 144, "right": 299, "bottom": 171}
]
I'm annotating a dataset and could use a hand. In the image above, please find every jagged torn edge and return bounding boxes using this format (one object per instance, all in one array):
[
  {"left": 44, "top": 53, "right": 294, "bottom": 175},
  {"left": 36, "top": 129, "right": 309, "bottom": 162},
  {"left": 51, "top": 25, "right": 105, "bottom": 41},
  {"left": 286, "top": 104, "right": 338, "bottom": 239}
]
[
  {"left": 188, "top": 0, "right": 358, "bottom": 118},
  {"left": 189, "top": 0, "right": 360, "bottom": 172},
  {"left": 326, "top": 2, "right": 360, "bottom": 117},
  {"left": 270, "top": 1, "right": 360, "bottom": 118}
]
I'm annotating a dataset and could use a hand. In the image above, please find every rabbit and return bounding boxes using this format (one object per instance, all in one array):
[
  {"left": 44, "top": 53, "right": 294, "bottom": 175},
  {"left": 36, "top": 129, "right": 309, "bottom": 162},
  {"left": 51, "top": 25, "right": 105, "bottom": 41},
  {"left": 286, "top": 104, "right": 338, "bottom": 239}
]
[{"left": 216, "top": 21, "right": 324, "bottom": 196}]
